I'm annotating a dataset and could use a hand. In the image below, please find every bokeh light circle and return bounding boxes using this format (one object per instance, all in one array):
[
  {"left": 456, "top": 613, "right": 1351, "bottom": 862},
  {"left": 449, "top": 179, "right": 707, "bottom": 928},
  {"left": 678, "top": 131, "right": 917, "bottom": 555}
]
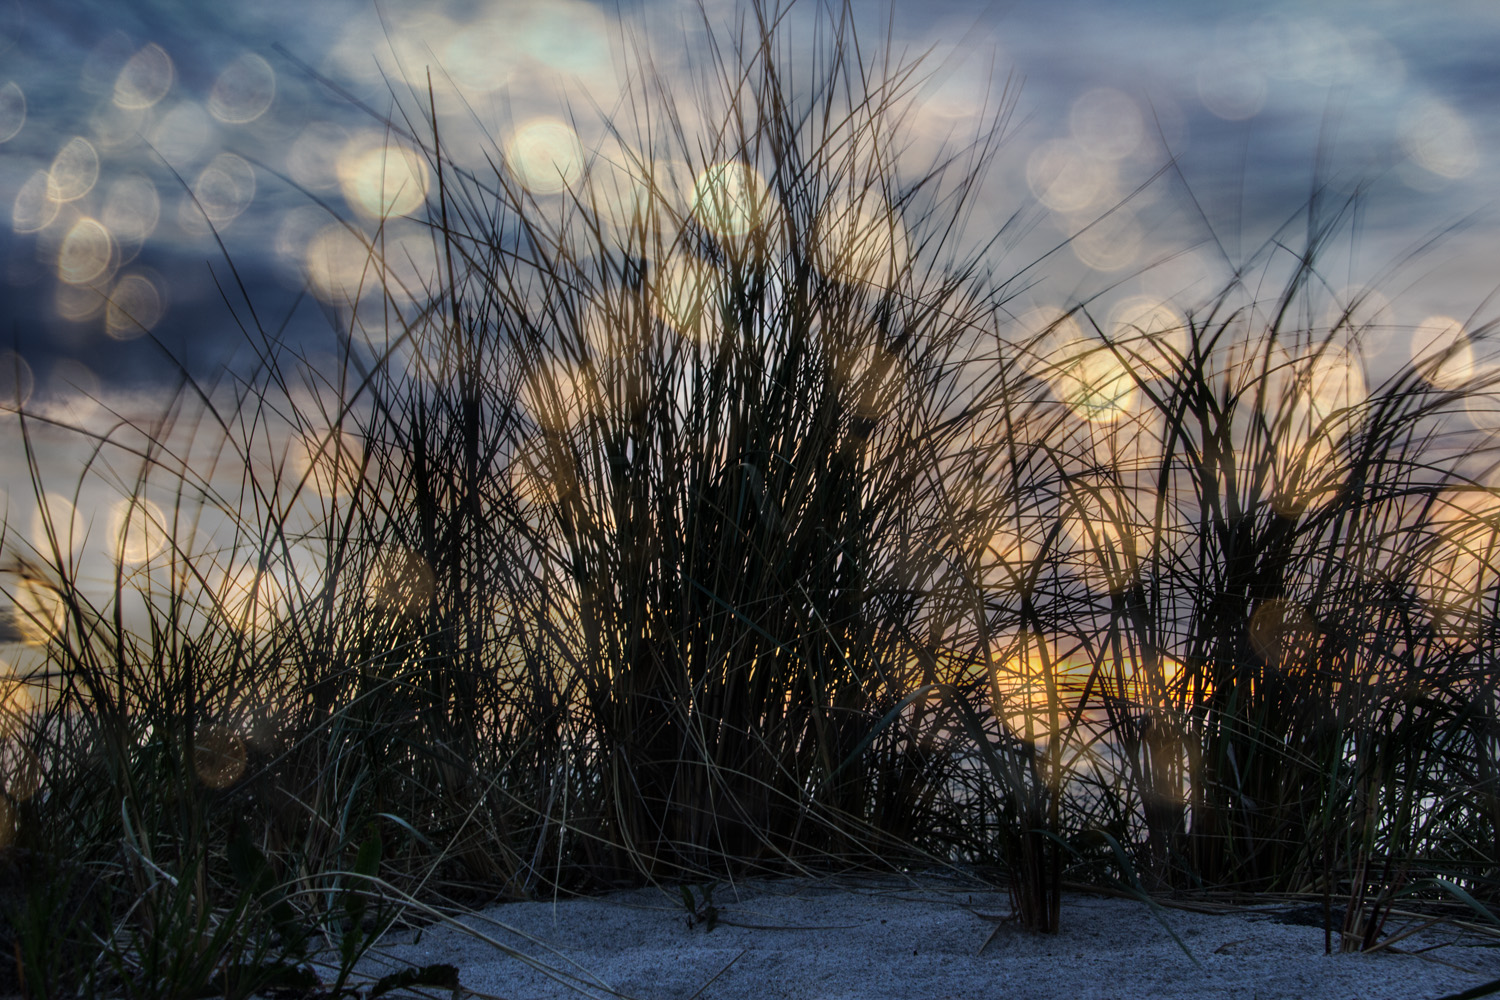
[
  {"left": 47, "top": 137, "right": 100, "bottom": 203},
  {"left": 106, "top": 496, "right": 169, "bottom": 564},
  {"left": 208, "top": 53, "right": 276, "bottom": 124},
  {"left": 0, "top": 349, "right": 33, "bottom": 412},
  {"left": 57, "top": 218, "right": 114, "bottom": 285},
  {"left": 113, "top": 43, "right": 174, "bottom": 110},
  {"left": 1411, "top": 314, "right": 1474, "bottom": 390},
  {"left": 1069, "top": 87, "right": 1143, "bottom": 161},
  {"left": 338, "top": 135, "right": 430, "bottom": 218},
  {"left": 1026, "top": 140, "right": 1107, "bottom": 213},
  {"left": 1399, "top": 98, "right": 1477, "bottom": 180},
  {"left": 1108, "top": 296, "right": 1187, "bottom": 378},
  {"left": 11, "top": 170, "right": 57, "bottom": 233},
  {"left": 105, "top": 273, "right": 165, "bottom": 340},
  {"left": 191, "top": 153, "right": 257, "bottom": 227},
  {"left": 692, "top": 161, "right": 770, "bottom": 238},
  {"left": 505, "top": 118, "right": 584, "bottom": 195},
  {"left": 193, "top": 723, "right": 247, "bottom": 789},
  {"left": 102, "top": 174, "right": 161, "bottom": 251},
  {"left": 0, "top": 81, "right": 23, "bottom": 142},
  {"left": 814, "top": 192, "right": 909, "bottom": 289}
]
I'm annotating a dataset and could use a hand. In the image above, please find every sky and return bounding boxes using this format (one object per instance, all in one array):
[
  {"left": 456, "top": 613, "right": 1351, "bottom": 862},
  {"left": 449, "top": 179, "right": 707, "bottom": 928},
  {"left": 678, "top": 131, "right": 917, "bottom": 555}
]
[
  {"left": 0, "top": 0, "right": 1495, "bottom": 393},
  {"left": 0, "top": 0, "right": 1497, "bottom": 612}
]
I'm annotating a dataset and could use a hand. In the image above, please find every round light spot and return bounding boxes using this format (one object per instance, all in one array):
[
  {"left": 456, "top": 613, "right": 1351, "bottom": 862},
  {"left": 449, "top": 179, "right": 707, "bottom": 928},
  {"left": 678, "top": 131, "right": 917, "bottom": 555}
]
[
  {"left": 692, "top": 161, "right": 770, "bottom": 238},
  {"left": 55, "top": 283, "right": 106, "bottom": 322},
  {"left": 1108, "top": 296, "right": 1187, "bottom": 378},
  {"left": 1399, "top": 98, "right": 1477, "bottom": 180},
  {"left": 12, "top": 578, "right": 65, "bottom": 645},
  {"left": 1411, "top": 314, "right": 1474, "bottom": 390},
  {"left": 1415, "top": 486, "right": 1500, "bottom": 639},
  {"left": 114, "top": 43, "right": 173, "bottom": 110},
  {"left": 1197, "top": 53, "right": 1266, "bottom": 120},
  {"left": 39, "top": 358, "right": 101, "bottom": 426},
  {"left": 47, "top": 137, "right": 100, "bottom": 203},
  {"left": 105, "top": 274, "right": 164, "bottom": 340},
  {"left": 1069, "top": 208, "right": 1144, "bottom": 272},
  {"left": 304, "top": 223, "right": 373, "bottom": 304},
  {"left": 216, "top": 563, "right": 286, "bottom": 635},
  {"left": 1061, "top": 483, "right": 1142, "bottom": 591},
  {"left": 286, "top": 122, "right": 349, "bottom": 192},
  {"left": 522, "top": 358, "right": 596, "bottom": 436},
  {"left": 337, "top": 135, "right": 430, "bottom": 218},
  {"left": 208, "top": 53, "right": 275, "bottom": 124},
  {"left": 1052, "top": 346, "right": 1138, "bottom": 424},
  {"left": 365, "top": 546, "right": 435, "bottom": 617},
  {"left": 1026, "top": 139, "right": 1108, "bottom": 213},
  {"left": 1322, "top": 285, "right": 1393, "bottom": 337},
  {"left": 57, "top": 218, "right": 114, "bottom": 285},
  {"left": 193, "top": 723, "right": 247, "bottom": 789},
  {"left": 1016, "top": 306, "right": 1089, "bottom": 380},
  {"left": 11, "top": 170, "right": 56, "bottom": 234},
  {"left": 375, "top": 223, "right": 441, "bottom": 308},
  {"left": 1, "top": 744, "right": 43, "bottom": 802},
  {"left": 30, "top": 492, "right": 85, "bottom": 558},
  {"left": 0, "top": 81, "right": 24, "bottom": 142},
  {"left": 0, "top": 349, "right": 33, "bottom": 411},
  {"left": 102, "top": 174, "right": 161, "bottom": 248},
  {"left": 290, "top": 430, "right": 364, "bottom": 498},
  {"left": 88, "top": 101, "right": 147, "bottom": 152},
  {"left": 505, "top": 118, "right": 584, "bottom": 196},
  {"left": 190, "top": 153, "right": 256, "bottom": 227},
  {"left": 652, "top": 251, "right": 721, "bottom": 339},
  {"left": 1070, "top": 87, "right": 1143, "bottom": 161},
  {"left": 814, "top": 192, "right": 910, "bottom": 289},
  {"left": 149, "top": 101, "right": 212, "bottom": 166},
  {"left": 445, "top": 19, "right": 513, "bottom": 92},
  {"left": 1300, "top": 347, "right": 1366, "bottom": 432},
  {"left": 106, "top": 496, "right": 169, "bottom": 564}
]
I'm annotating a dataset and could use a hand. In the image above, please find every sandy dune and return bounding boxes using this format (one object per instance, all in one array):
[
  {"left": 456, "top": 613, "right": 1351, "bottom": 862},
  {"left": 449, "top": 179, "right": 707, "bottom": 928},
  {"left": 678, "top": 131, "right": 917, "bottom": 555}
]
[{"left": 348, "top": 873, "right": 1500, "bottom": 1000}]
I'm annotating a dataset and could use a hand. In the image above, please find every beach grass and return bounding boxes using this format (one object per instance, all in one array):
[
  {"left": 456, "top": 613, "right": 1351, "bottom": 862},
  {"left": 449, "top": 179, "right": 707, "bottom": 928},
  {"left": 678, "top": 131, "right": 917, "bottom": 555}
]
[{"left": 1, "top": 0, "right": 1499, "bottom": 992}]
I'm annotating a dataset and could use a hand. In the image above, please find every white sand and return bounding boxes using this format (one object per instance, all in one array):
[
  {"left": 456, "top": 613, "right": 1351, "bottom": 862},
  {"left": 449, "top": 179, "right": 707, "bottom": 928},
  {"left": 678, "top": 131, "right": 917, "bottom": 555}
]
[{"left": 350, "top": 873, "right": 1500, "bottom": 1000}]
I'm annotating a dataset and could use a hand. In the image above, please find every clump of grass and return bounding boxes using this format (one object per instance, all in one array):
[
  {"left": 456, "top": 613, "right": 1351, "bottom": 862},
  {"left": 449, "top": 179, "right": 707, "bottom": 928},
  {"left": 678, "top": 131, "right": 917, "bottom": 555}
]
[{"left": 0, "top": 5, "right": 1497, "bottom": 985}]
